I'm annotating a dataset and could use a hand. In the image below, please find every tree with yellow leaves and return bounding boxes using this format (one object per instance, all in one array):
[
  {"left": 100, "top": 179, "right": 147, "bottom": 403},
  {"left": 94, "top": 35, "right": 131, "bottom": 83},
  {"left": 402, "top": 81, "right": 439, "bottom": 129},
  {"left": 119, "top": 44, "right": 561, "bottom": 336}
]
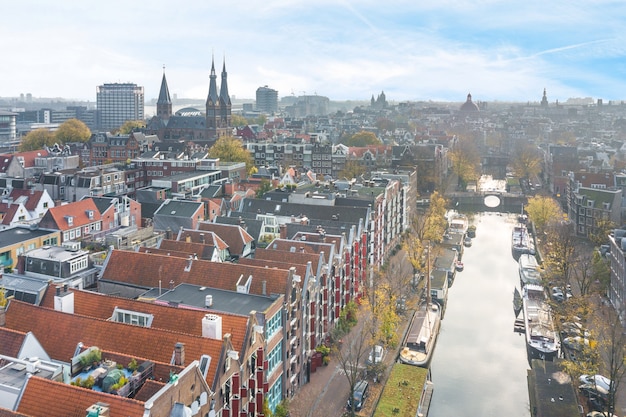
[{"left": 208, "top": 136, "right": 255, "bottom": 175}]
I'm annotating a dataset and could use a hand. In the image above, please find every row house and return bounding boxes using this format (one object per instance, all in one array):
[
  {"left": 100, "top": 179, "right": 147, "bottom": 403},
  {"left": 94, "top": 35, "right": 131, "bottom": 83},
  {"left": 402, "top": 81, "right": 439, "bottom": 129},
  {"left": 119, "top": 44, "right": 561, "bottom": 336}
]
[
  {"left": 197, "top": 221, "right": 255, "bottom": 259},
  {"left": 151, "top": 170, "right": 222, "bottom": 199},
  {"left": 606, "top": 230, "right": 626, "bottom": 326},
  {"left": 391, "top": 144, "right": 448, "bottom": 194},
  {"left": 0, "top": 199, "right": 30, "bottom": 229},
  {"left": 89, "top": 195, "right": 142, "bottom": 233},
  {"left": 173, "top": 228, "right": 230, "bottom": 261},
  {"left": 2, "top": 295, "right": 265, "bottom": 417},
  {"left": 39, "top": 167, "right": 127, "bottom": 203},
  {"left": 0, "top": 149, "right": 49, "bottom": 178},
  {"left": 131, "top": 153, "right": 198, "bottom": 183},
  {"left": 38, "top": 198, "right": 102, "bottom": 243},
  {"left": 566, "top": 176, "right": 622, "bottom": 238},
  {"left": 89, "top": 132, "right": 141, "bottom": 166},
  {"left": 8, "top": 188, "right": 54, "bottom": 219},
  {"left": 0, "top": 226, "right": 60, "bottom": 271},
  {"left": 97, "top": 249, "right": 301, "bottom": 413},
  {"left": 36, "top": 283, "right": 265, "bottom": 417},
  {"left": 153, "top": 199, "right": 205, "bottom": 232},
  {"left": 247, "top": 143, "right": 312, "bottom": 172}
]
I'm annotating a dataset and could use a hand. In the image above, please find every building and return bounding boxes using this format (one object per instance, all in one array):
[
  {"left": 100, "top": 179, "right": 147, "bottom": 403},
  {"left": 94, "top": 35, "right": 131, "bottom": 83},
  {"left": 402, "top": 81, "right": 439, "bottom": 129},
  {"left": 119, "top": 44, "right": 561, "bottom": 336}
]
[
  {"left": 38, "top": 198, "right": 103, "bottom": 242},
  {"left": 0, "top": 226, "right": 60, "bottom": 271},
  {"left": 256, "top": 86, "right": 278, "bottom": 113},
  {"left": 89, "top": 132, "right": 141, "bottom": 166},
  {"left": 0, "top": 110, "right": 17, "bottom": 143},
  {"left": 567, "top": 173, "right": 622, "bottom": 238},
  {"left": 152, "top": 199, "right": 205, "bottom": 232},
  {"left": 146, "top": 60, "right": 232, "bottom": 143},
  {"left": 96, "top": 82, "right": 144, "bottom": 131}
]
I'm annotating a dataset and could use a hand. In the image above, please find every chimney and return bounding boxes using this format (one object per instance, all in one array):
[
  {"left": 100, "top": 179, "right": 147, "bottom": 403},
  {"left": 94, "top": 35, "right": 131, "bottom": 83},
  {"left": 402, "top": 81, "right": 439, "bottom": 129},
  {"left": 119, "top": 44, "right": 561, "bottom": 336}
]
[
  {"left": 262, "top": 280, "right": 267, "bottom": 296},
  {"left": 54, "top": 286, "right": 74, "bottom": 314},
  {"left": 173, "top": 342, "right": 185, "bottom": 366},
  {"left": 279, "top": 224, "right": 287, "bottom": 239},
  {"left": 200, "top": 233, "right": 205, "bottom": 244},
  {"left": 202, "top": 314, "right": 223, "bottom": 340},
  {"left": 86, "top": 402, "right": 110, "bottom": 417}
]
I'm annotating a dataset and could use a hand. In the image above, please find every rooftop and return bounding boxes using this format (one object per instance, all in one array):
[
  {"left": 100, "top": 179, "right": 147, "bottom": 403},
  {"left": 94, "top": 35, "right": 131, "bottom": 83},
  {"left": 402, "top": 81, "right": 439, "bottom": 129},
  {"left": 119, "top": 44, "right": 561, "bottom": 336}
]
[{"left": 0, "top": 227, "right": 57, "bottom": 248}]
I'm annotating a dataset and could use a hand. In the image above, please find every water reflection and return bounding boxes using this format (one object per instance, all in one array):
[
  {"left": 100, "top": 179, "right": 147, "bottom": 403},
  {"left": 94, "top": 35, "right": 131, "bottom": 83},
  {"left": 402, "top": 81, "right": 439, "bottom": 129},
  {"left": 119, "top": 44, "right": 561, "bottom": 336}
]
[{"left": 428, "top": 212, "right": 531, "bottom": 417}]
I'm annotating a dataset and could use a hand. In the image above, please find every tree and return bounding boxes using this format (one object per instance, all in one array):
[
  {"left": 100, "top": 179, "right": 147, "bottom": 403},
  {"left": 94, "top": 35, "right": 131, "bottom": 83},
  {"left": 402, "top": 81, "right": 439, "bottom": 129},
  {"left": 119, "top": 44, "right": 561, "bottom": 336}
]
[
  {"left": 572, "top": 251, "right": 600, "bottom": 297},
  {"left": 208, "top": 136, "right": 255, "bottom": 175},
  {"left": 342, "top": 131, "right": 382, "bottom": 147},
  {"left": 543, "top": 221, "right": 578, "bottom": 289},
  {"left": 54, "top": 118, "right": 91, "bottom": 143},
  {"left": 525, "top": 195, "right": 563, "bottom": 232},
  {"left": 19, "top": 129, "right": 56, "bottom": 151},
  {"left": 588, "top": 218, "right": 616, "bottom": 248},
  {"left": 338, "top": 160, "right": 365, "bottom": 180},
  {"left": 256, "top": 179, "right": 273, "bottom": 198},
  {"left": 449, "top": 135, "right": 480, "bottom": 189},
  {"left": 231, "top": 114, "right": 248, "bottom": 127},
  {"left": 422, "top": 191, "right": 448, "bottom": 244},
  {"left": 510, "top": 142, "right": 542, "bottom": 180},
  {"left": 117, "top": 120, "right": 145, "bottom": 134}
]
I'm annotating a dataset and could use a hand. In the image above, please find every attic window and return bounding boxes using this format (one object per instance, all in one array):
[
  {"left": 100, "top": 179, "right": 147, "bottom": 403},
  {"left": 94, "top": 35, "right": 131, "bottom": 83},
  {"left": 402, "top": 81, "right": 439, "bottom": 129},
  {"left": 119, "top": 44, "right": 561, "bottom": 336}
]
[
  {"left": 111, "top": 307, "right": 153, "bottom": 327},
  {"left": 66, "top": 216, "right": 73, "bottom": 226}
]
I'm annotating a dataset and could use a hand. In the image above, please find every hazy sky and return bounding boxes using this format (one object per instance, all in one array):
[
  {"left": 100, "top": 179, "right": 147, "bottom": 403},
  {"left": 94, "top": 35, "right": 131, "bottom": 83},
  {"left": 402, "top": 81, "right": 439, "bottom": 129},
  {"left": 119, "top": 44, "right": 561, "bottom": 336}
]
[{"left": 3, "top": 0, "right": 626, "bottom": 104}]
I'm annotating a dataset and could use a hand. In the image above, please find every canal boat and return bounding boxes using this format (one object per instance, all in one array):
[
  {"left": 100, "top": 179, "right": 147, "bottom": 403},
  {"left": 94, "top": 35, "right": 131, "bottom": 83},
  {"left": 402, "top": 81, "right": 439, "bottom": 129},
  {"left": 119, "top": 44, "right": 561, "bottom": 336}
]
[
  {"left": 400, "top": 243, "right": 441, "bottom": 367},
  {"left": 399, "top": 301, "right": 441, "bottom": 367},
  {"left": 522, "top": 284, "right": 560, "bottom": 361},
  {"left": 447, "top": 212, "right": 469, "bottom": 236},
  {"left": 518, "top": 253, "right": 542, "bottom": 287},
  {"left": 511, "top": 224, "right": 534, "bottom": 259}
]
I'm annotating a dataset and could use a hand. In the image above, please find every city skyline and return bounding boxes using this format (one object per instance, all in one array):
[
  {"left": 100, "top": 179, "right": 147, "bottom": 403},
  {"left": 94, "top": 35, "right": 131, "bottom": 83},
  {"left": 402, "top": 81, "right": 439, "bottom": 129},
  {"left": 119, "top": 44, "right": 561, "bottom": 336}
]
[{"left": 2, "top": 1, "right": 626, "bottom": 104}]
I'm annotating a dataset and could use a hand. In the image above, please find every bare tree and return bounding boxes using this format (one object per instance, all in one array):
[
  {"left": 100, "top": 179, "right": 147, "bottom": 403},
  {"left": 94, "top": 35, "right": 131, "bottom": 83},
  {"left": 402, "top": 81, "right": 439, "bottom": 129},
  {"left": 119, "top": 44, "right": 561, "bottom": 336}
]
[
  {"left": 593, "top": 305, "right": 626, "bottom": 415},
  {"left": 335, "top": 310, "right": 371, "bottom": 417}
]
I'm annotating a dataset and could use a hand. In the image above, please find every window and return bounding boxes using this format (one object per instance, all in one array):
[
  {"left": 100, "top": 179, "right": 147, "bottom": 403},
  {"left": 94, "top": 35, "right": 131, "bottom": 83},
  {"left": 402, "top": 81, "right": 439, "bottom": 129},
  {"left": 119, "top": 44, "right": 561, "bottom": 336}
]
[
  {"left": 111, "top": 307, "right": 153, "bottom": 327},
  {"left": 265, "top": 311, "right": 282, "bottom": 340},
  {"left": 267, "top": 344, "right": 282, "bottom": 376}
]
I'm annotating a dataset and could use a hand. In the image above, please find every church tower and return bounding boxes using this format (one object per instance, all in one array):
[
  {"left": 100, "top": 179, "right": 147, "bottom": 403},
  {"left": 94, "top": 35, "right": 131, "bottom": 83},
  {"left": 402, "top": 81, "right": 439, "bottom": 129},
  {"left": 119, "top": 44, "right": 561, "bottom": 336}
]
[
  {"left": 156, "top": 67, "right": 172, "bottom": 121},
  {"left": 219, "top": 60, "right": 232, "bottom": 129},
  {"left": 541, "top": 88, "right": 548, "bottom": 107},
  {"left": 206, "top": 57, "right": 221, "bottom": 132}
]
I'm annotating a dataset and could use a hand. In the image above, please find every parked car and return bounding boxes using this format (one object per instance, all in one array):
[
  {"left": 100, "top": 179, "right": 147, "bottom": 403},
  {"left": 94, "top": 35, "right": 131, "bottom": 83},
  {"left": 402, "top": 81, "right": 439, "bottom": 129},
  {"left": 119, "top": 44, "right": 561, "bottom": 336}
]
[
  {"left": 587, "top": 411, "right": 617, "bottom": 417},
  {"left": 463, "top": 236, "right": 472, "bottom": 247},
  {"left": 347, "top": 380, "right": 369, "bottom": 411},
  {"left": 579, "top": 383, "right": 609, "bottom": 403},
  {"left": 563, "top": 336, "right": 590, "bottom": 352},
  {"left": 551, "top": 286, "right": 572, "bottom": 302},
  {"left": 367, "top": 345, "right": 385, "bottom": 365},
  {"left": 579, "top": 374, "right": 611, "bottom": 392}
]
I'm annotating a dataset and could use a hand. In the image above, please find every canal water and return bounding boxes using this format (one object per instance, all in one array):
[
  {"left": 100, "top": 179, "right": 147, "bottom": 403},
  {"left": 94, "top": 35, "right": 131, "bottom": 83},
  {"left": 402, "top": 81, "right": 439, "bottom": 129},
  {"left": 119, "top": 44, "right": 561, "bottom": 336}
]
[{"left": 428, "top": 212, "right": 531, "bottom": 417}]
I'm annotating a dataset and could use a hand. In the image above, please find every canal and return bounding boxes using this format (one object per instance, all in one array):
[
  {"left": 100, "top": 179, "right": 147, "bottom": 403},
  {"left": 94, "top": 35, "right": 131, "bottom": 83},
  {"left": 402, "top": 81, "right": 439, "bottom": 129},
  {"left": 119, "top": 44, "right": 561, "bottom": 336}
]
[{"left": 428, "top": 212, "right": 531, "bottom": 417}]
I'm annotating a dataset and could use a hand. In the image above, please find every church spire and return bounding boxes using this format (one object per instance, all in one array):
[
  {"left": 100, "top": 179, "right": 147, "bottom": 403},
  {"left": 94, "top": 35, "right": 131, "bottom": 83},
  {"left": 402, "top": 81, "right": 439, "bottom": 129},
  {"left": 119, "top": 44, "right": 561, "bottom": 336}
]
[
  {"left": 157, "top": 65, "right": 172, "bottom": 120},
  {"left": 206, "top": 56, "right": 221, "bottom": 131},
  {"left": 541, "top": 88, "right": 548, "bottom": 107},
  {"left": 219, "top": 59, "right": 231, "bottom": 107}
]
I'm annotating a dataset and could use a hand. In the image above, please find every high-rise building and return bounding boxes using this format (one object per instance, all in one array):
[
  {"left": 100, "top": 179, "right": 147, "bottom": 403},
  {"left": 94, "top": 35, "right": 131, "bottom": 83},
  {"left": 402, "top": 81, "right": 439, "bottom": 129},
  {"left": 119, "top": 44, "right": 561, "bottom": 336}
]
[
  {"left": 256, "top": 86, "right": 278, "bottom": 113},
  {"left": 96, "top": 83, "right": 144, "bottom": 131}
]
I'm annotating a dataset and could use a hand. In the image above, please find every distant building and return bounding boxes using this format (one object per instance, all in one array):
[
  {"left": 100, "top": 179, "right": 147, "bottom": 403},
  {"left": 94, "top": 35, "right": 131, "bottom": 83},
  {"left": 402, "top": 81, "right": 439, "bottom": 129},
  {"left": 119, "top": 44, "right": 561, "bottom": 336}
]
[
  {"left": 0, "top": 110, "right": 17, "bottom": 143},
  {"left": 256, "top": 86, "right": 278, "bottom": 113},
  {"left": 459, "top": 93, "right": 480, "bottom": 113},
  {"left": 96, "top": 82, "right": 144, "bottom": 131}
]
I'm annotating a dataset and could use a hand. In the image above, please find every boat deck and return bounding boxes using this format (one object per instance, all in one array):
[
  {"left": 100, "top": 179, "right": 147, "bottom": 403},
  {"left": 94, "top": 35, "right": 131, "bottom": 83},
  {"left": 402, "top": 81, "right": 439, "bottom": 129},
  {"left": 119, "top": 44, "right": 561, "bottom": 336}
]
[{"left": 399, "top": 303, "right": 440, "bottom": 366}]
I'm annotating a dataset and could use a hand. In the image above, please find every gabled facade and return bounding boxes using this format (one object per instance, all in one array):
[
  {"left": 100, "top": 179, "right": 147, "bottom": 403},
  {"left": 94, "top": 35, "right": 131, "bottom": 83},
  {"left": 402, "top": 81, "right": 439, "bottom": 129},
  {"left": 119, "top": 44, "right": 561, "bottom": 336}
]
[
  {"left": 8, "top": 188, "right": 54, "bottom": 219},
  {"left": 567, "top": 173, "right": 622, "bottom": 237},
  {"left": 38, "top": 199, "right": 102, "bottom": 242}
]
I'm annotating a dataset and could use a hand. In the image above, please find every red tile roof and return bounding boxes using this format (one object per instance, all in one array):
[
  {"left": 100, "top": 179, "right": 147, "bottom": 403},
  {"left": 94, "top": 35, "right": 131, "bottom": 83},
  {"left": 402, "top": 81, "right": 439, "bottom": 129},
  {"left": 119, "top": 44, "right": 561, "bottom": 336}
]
[
  {"left": 17, "top": 376, "right": 145, "bottom": 417},
  {"left": 177, "top": 229, "right": 228, "bottom": 251},
  {"left": 267, "top": 238, "right": 336, "bottom": 256},
  {"left": 253, "top": 248, "right": 323, "bottom": 272},
  {"left": 197, "top": 222, "right": 254, "bottom": 255},
  {"left": 39, "top": 198, "right": 101, "bottom": 231},
  {"left": 39, "top": 284, "right": 249, "bottom": 355},
  {"left": 158, "top": 239, "right": 217, "bottom": 260},
  {"left": 8, "top": 189, "right": 45, "bottom": 211},
  {"left": 5, "top": 300, "right": 223, "bottom": 386},
  {"left": 133, "top": 379, "right": 166, "bottom": 402},
  {"left": 101, "top": 250, "right": 291, "bottom": 297},
  {"left": 0, "top": 202, "right": 20, "bottom": 225},
  {"left": 0, "top": 327, "right": 27, "bottom": 357}
]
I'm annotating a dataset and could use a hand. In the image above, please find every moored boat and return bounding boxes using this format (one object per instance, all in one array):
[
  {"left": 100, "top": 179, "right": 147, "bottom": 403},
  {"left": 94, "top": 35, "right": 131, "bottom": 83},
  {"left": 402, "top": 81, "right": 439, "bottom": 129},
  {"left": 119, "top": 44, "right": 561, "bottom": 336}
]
[
  {"left": 522, "top": 284, "right": 560, "bottom": 361},
  {"left": 399, "top": 301, "right": 442, "bottom": 367},
  {"left": 511, "top": 224, "right": 535, "bottom": 259},
  {"left": 518, "top": 253, "right": 542, "bottom": 287}
]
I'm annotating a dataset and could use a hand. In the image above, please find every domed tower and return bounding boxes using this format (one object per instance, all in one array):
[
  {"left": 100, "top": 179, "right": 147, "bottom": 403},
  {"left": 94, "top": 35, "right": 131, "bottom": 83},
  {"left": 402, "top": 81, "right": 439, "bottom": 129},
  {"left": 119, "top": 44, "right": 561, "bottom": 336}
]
[{"left": 460, "top": 93, "right": 479, "bottom": 113}]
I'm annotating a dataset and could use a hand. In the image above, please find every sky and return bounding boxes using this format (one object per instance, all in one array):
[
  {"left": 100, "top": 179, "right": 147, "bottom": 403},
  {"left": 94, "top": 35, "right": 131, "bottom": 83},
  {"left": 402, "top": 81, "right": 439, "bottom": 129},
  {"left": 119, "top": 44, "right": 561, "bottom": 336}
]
[{"left": 3, "top": 0, "right": 626, "bottom": 105}]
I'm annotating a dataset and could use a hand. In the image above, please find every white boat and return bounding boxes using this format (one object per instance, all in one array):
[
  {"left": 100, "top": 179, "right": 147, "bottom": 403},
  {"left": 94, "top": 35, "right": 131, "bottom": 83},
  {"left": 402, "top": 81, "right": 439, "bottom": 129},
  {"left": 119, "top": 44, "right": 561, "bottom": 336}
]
[
  {"left": 399, "top": 243, "right": 441, "bottom": 367},
  {"left": 512, "top": 224, "right": 534, "bottom": 259},
  {"left": 518, "top": 254, "right": 542, "bottom": 287},
  {"left": 399, "top": 301, "right": 441, "bottom": 367},
  {"left": 447, "top": 212, "right": 469, "bottom": 235},
  {"left": 522, "top": 284, "right": 560, "bottom": 360}
]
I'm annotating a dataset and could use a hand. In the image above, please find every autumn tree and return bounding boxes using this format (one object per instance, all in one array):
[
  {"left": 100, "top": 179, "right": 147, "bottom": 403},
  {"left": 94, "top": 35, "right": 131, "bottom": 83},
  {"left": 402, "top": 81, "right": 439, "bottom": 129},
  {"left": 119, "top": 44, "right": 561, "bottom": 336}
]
[
  {"left": 525, "top": 195, "right": 563, "bottom": 232},
  {"left": 571, "top": 251, "right": 601, "bottom": 297},
  {"left": 255, "top": 179, "right": 273, "bottom": 198},
  {"left": 588, "top": 218, "right": 616, "bottom": 247},
  {"left": 117, "top": 120, "right": 145, "bottom": 134},
  {"left": 231, "top": 114, "right": 248, "bottom": 127},
  {"left": 449, "top": 135, "right": 480, "bottom": 189},
  {"left": 422, "top": 191, "right": 448, "bottom": 244},
  {"left": 54, "top": 118, "right": 91, "bottom": 143},
  {"left": 342, "top": 131, "right": 382, "bottom": 147},
  {"left": 510, "top": 141, "right": 542, "bottom": 180},
  {"left": 543, "top": 221, "right": 578, "bottom": 289},
  {"left": 19, "top": 129, "right": 56, "bottom": 151},
  {"left": 338, "top": 160, "right": 365, "bottom": 180},
  {"left": 208, "top": 136, "right": 255, "bottom": 174}
]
